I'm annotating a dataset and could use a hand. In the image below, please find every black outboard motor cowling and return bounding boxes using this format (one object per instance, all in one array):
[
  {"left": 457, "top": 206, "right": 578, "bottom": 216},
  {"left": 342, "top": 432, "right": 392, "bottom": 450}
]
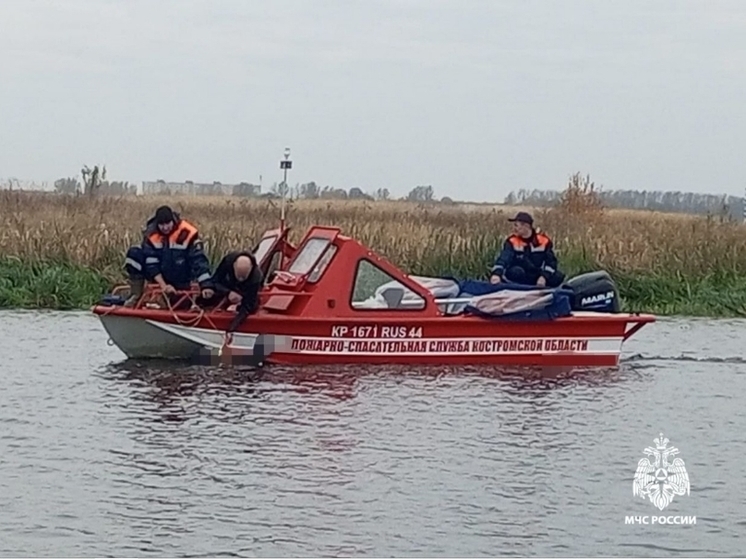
[{"left": 562, "top": 271, "right": 620, "bottom": 313}]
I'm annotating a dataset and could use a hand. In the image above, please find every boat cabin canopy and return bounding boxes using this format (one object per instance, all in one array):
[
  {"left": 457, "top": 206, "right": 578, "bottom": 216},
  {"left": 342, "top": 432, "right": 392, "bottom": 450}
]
[
  {"left": 258, "top": 225, "right": 444, "bottom": 317},
  {"left": 252, "top": 226, "right": 297, "bottom": 281}
]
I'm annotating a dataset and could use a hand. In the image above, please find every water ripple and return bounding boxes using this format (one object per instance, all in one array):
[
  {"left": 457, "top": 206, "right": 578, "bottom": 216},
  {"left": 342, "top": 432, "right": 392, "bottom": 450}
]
[{"left": 0, "top": 311, "right": 745, "bottom": 556}]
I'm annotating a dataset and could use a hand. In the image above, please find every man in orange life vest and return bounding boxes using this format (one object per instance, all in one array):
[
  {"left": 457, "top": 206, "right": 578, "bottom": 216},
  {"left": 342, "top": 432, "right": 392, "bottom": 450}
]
[
  {"left": 489, "top": 211, "right": 565, "bottom": 288},
  {"left": 123, "top": 206, "right": 214, "bottom": 306}
]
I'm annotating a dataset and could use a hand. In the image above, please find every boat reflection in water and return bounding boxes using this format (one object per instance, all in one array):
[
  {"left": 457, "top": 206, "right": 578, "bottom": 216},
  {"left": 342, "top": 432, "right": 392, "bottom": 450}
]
[{"left": 98, "top": 358, "right": 639, "bottom": 424}]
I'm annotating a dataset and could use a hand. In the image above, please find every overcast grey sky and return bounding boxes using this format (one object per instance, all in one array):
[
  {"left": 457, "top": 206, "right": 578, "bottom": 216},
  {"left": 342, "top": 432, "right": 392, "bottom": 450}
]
[{"left": 1, "top": 0, "right": 744, "bottom": 201}]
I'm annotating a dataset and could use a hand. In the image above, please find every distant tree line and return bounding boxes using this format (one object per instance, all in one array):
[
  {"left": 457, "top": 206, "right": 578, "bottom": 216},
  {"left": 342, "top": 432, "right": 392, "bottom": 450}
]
[
  {"left": 142, "top": 181, "right": 450, "bottom": 202},
  {"left": 51, "top": 173, "right": 455, "bottom": 204},
  {"left": 54, "top": 175, "right": 137, "bottom": 196},
  {"left": 45, "top": 168, "right": 745, "bottom": 221},
  {"left": 276, "top": 182, "right": 453, "bottom": 203},
  {"left": 504, "top": 187, "right": 744, "bottom": 220}
]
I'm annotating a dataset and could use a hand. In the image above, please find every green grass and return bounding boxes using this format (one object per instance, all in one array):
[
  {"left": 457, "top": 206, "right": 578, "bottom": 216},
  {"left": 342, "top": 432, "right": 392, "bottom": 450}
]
[
  {"left": 3, "top": 249, "right": 746, "bottom": 317},
  {"left": 0, "top": 257, "right": 110, "bottom": 310}
]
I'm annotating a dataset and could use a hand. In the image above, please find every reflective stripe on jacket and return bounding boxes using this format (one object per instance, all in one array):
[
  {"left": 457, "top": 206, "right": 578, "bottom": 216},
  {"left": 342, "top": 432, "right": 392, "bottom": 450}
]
[
  {"left": 142, "top": 219, "right": 212, "bottom": 287},
  {"left": 491, "top": 231, "right": 559, "bottom": 278}
]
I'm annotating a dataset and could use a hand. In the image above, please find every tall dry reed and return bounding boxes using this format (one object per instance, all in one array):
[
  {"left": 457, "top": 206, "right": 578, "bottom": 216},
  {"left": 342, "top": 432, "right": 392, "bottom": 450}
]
[{"left": 1, "top": 185, "right": 745, "bottom": 287}]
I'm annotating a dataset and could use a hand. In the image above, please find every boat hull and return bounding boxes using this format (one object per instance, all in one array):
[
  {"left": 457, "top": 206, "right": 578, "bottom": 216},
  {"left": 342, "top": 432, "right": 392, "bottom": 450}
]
[
  {"left": 98, "top": 313, "right": 204, "bottom": 359},
  {"left": 94, "top": 306, "right": 651, "bottom": 367}
]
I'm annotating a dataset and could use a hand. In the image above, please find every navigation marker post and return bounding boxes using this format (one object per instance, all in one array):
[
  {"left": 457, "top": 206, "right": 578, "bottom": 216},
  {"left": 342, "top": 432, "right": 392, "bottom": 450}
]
[
  {"left": 279, "top": 147, "right": 292, "bottom": 269},
  {"left": 280, "top": 147, "right": 292, "bottom": 231}
]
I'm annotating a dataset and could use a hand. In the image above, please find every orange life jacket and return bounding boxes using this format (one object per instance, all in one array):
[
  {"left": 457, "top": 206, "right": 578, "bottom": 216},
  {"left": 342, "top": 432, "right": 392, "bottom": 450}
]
[
  {"left": 507, "top": 232, "right": 551, "bottom": 254},
  {"left": 146, "top": 220, "right": 199, "bottom": 250}
]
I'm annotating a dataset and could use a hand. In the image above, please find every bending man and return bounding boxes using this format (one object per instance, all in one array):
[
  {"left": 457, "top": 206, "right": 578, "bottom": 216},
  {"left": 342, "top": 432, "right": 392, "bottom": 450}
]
[{"left": 207, "top": 250, "right": 264, "bottom": 332}]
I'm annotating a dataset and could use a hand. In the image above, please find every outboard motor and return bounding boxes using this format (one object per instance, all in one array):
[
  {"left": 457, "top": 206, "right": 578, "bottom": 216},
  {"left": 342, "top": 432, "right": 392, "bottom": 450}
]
[{"left": 562, "top": 271, "right": 620, "bottom": 313}]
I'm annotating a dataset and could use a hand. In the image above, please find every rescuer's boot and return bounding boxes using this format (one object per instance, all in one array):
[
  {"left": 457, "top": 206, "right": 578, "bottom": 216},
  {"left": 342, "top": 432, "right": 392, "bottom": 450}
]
[{"left": 124, "top": 278, "right": 144, "bottom": 307}]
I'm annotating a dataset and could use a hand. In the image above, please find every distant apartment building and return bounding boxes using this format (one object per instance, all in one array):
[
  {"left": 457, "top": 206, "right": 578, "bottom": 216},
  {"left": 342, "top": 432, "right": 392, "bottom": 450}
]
[{"left": 141, "top": 180, "right": 261, "bottom": 197}]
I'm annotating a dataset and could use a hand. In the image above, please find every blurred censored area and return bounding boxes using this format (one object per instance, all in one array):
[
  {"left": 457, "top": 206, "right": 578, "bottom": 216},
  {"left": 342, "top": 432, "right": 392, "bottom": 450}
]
[{"left": 194, "top": 334, "right": 294, "bottom": 366}]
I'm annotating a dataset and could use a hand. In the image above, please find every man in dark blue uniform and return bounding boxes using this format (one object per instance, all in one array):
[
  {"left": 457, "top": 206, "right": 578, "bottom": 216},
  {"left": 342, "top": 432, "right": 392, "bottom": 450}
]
[
  {"left": 489, "top": 211, "right": 565, "bottom": 288},
  {"left": 123, "top": 206, "right": 213, "bottom": 306}
]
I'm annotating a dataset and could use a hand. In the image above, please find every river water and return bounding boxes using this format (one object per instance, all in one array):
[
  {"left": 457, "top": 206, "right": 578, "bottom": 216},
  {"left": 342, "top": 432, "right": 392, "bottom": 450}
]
[{"left": 0, "top": 310, "right": 744, "bottom": 557}]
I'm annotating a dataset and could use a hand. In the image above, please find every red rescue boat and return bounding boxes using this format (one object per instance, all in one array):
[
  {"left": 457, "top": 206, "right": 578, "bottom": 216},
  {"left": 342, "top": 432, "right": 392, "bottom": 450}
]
[{"left": 92, "top": 223, "right": 655, "bottom": 367}]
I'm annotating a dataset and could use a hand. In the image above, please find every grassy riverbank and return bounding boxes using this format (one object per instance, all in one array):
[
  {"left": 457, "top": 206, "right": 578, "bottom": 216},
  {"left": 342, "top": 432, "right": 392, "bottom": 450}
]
[
  {"left": 2, "top": 189, "right": 746, "bottom": 316},
  {"left": 0, "top": 257, "right": 108, "bottom": 309}
]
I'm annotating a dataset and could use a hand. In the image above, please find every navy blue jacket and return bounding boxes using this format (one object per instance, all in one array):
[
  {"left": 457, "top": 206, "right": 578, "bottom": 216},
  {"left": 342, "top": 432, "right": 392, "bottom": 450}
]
[
  {"left": 491, "top": 231, "right": 560, "bottom": 279},
  {"left": 141, "top": 216, "right": 212, "bottom": 288},
  {"left": 210, "top": 251, "right": 264, "bottom": 332}
]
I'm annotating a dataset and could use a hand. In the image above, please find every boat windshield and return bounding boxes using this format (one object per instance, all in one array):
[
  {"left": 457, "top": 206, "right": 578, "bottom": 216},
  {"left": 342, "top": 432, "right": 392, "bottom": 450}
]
[
  {"left": 351, "top": 259, "right": 426, "bottom": 310},
  {"left": 253, "top": 235, "right": 277, "bottom": 264},
  {"left": 288, "top": 237, "right": 330, "bottom": 275}
]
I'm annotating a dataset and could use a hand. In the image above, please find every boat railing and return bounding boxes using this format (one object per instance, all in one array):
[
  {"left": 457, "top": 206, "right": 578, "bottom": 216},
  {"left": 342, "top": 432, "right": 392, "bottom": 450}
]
[{"left": 111, "top": 282, "right": 231, "bottom": 312}]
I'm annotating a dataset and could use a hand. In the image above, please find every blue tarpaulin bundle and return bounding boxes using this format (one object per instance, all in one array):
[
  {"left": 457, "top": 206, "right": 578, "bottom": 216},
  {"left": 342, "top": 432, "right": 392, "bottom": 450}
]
[{"left": 440, "top": 277, "right": 574, "bottom": 320}]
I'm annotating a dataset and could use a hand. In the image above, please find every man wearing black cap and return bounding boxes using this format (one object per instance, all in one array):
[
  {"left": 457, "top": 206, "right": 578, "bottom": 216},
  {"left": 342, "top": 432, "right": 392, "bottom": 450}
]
[
  {"left": 123, "top": 205, "right": 214, "bottom": 307},
  {"left": 489, "top": 211, "right": 565, "bottom": 288},
  {"left": 123, "top": 208, "right": 174, "bottom": 306}
]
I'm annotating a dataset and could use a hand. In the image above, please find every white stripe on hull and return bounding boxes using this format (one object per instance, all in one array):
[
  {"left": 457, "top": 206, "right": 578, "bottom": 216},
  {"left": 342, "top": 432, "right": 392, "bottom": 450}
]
[
  {"left": 284, "top": 336, "right": 623, "bottom": 356},
  {"left": 100, "top": 315, "right": 626, "bottom": 361},
  {"left": 145, "top": 320, "right": 259, "bottom": 350}
]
